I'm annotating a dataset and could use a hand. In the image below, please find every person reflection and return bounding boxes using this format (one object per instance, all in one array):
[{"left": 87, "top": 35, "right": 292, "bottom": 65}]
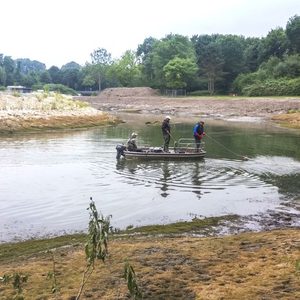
[
  {"left": 115, "top": 159, "right": 138, "bottom": 174},
  {"left": 191, "top": 161, "right": 203, "bottom": 199},
  {"left": 160, "top": 162, "right": 171, "bottom": 198}
]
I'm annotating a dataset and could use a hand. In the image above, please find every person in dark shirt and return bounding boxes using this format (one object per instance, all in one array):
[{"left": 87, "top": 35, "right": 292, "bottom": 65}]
[
  {"left": 161, "top": 116, "right": 171, "bottom": 152},
  {"left": 193, "top": 121, "right": 205, "bottom": 152}
]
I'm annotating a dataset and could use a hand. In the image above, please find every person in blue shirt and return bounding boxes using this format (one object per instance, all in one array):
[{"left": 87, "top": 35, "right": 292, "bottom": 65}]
[{"left": 193, "top": 121, "right": 205, "bottom": 152}]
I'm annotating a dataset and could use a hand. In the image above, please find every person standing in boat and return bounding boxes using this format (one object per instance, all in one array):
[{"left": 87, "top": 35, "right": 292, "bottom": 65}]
[
  {"left": 162, "top": 116, "right": 171, "bottom": 152},
  {"left": 193, "top": 121, "right": 205, "bottom": 152},
  {"left": 127, "top": 132, "right": 139, "bottom": 151}
]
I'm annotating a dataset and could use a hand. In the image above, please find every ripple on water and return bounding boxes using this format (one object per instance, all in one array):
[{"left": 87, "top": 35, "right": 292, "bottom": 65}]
[{"left": 1, "top": 127, "right": 299, "bottom": 242}]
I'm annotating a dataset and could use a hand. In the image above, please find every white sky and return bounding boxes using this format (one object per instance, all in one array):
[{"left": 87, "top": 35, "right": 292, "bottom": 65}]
[{"left": 1, "top": 0, "right": 299, "bottom": 68}]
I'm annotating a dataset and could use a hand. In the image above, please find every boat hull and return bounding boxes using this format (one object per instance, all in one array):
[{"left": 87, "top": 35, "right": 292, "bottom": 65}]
[{"left": 123, "top": 149, "right": 206, "bottom": 160}]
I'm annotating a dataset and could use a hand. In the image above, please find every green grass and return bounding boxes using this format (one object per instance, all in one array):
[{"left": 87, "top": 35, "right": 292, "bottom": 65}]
[
  {"left": 122, "top": 215, "right": 239, "bottom": 235},
  {"left": 0, "top": 215, "right": 240, "bottom": 264},
  {"left": 0, "top": 234, "right": 85, "bottom": 263}
]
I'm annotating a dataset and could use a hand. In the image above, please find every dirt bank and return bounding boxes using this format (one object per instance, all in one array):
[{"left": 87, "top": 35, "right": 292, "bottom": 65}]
[
  {"left": 1, "top": 89, "right": 299, "bottom": 133},
  {"left": 0, "top": 228, "right": 299, "bottom": 299},
  {"left": 79, "top": 87, "right": 300, "bottom": 127}
]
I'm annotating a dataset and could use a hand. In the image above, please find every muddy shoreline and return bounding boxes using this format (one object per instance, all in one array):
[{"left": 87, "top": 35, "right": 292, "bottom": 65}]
[
  {"left": 0, "top": 91, "right": 299, "bottom": 299},
  {"left": 79, "top": 94, "right": 300, "bottom": 125}
]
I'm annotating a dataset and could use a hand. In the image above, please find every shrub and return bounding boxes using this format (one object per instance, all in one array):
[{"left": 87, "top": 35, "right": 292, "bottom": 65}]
[
  {"left": 43, "top": 84, "right": 78, "bottom": 96},
  {"left": 189, "top": 90, "right": 211, "bottom": 96},
  {"left": 242, "top": 78, "right": 300, "bottom": 96}
]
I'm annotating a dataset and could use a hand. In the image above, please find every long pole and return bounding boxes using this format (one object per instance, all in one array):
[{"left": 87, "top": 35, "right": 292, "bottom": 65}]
[
  {"left": 167, "top": 131, "right": 178, "bottom": 147},
  {"left": 205, "top": 133, "right": 249, "bottom": 160}
]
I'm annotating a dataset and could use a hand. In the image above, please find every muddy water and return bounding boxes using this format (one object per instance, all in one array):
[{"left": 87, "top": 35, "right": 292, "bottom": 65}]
[{"left": 0, "top": 116, "right": 299, "bottom": 242}]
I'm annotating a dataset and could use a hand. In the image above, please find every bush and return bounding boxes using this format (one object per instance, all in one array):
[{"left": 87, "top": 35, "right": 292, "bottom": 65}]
[
  {"left": 242, "top": 78, "right": 300, "bottom": 96},
  {"left": 189, "top": 90, "right": 211, "bottom": 96},
  {"left": 43, "top": 84, "right": 78, "bottom": 96}
]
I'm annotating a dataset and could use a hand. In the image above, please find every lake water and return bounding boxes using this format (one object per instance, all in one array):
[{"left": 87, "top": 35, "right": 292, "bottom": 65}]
[{"left": 1, "top": 115, "right": 300, "bottom": 242}]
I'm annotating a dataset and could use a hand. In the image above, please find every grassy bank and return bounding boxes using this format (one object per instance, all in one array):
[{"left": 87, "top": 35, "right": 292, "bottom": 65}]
[{"left": 0, "top": 222, "right": 299, "bottom": 299}]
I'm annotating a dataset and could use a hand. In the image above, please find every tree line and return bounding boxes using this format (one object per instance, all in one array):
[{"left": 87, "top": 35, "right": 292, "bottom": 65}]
[{"left": 1, "top": 15, "right": 299, "bottom": 96}]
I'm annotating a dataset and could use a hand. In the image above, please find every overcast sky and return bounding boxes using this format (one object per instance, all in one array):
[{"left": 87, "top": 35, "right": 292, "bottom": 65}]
[{"left": 1, "top": 0, "right": 299, "bottom": 68}]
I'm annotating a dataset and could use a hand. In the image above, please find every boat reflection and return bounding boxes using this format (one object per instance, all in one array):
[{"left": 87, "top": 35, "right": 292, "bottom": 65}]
[{"left": 115, "top": 159, "right": 206, "bottom": 199}]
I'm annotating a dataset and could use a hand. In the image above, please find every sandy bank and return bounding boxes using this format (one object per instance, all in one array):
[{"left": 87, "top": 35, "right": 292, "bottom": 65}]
[{"left": 0, "top": 91, "right": 118, "bottom": 133}]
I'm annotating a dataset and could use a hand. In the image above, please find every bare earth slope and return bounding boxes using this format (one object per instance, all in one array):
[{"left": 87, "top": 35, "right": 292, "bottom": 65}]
[{"left": 80, "top": 87, "right": 300, "bottom": 124}]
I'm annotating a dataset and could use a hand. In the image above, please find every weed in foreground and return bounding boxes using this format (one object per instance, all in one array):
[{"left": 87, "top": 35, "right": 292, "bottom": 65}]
[
  {"left": 75, "top": 197, "right": 112, "bottom": 299},
  {"left": 0, "top": 272, "right": 28, "bottom": 300},
  {"left": 124, "top": 261, "right": 142, "bottom": 300}
]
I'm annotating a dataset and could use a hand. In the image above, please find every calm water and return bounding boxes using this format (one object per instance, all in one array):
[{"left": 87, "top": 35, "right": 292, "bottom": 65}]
[{"left": 1, "top": 117, "right": 300, "bottom": 242}]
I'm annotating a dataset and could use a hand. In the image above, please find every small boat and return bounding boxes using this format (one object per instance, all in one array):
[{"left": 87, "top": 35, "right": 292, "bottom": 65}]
[{"left": 116, "top": 138, "right": 206, "bottom": 160}]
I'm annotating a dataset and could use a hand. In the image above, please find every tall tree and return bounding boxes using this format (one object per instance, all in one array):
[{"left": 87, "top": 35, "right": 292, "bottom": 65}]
[
  {"left": 258, "top": 28, "right": 289, "bottom": 63},
  {"left": 286, "top": 15, "right": 300, "bottom": 53},
  {"left": 192, "top": 35, "right": 225, "bottom": 94},
  {"left": 163, "top": 57, "right": 198, "bottom": 89},
  {"left": 113, "top": 50, "right": 141, "bottom": 87},
  {"left": 215, "top": 35, "right": 246, "bottom": 92},
  {"left": 3, "top": 56, "right": 15, "bottom": 85},
  {"left": 137, "top": 37, "right": 158, "bottom": 83},
  {"left": 0, "top": 66, "right": 6, "bottom": 86},
  {"left": 243, "top": 37, "right": 262, "bottom": 72},
  {"left": 60, "top": 62, "right": 81, "bottom": 90},
  {"left": 39, "top": 70, "right": 52, "bottom": 84},
  {"left": 48, "top": 66, "right": 62, "bottom": 84},
  {"left": 87, "top": 48, "right": 112, "bottom": 91},
  {"left": 150, "top": 34, "right": 197, "bottom": 88}
]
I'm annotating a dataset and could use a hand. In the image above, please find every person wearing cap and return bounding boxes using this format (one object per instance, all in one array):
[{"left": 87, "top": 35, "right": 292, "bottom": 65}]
[
  {"left": 127, "top": 132, "right": 139, "bottom": 151},
  {"left": 161, "top": 116, "right": 171, "bottom": 152},
  {"left": 193, "top": 121, "right": 205, "bottom": 152}
]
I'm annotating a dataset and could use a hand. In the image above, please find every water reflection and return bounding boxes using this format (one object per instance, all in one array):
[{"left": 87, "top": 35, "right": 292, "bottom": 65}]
[
  {"left": 160, "top": 162, "right": 171, "bottom": 198},
  {"left": 0, "top": 120, "right": 300, "bottom": 242},
  {"left": 191, "top": 162, "right": 203, "bottom": 199}
]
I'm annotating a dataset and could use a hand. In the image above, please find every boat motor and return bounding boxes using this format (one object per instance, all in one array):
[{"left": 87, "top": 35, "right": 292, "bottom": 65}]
[{"left": 116, "top": 144, "right": 126, "bottom": 159}]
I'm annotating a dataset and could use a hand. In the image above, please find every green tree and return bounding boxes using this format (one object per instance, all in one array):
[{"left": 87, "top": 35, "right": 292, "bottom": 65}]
[
  {"left": 85, "top": 48, "right": 113, "bottom": 91},
  {"left": 91, "top": 48, "right": 112, "bottom": 65},
  {"left": 163, "top": 56, "right": 198, "bottom": 89},
  {"left": 137, "top": 36, "right": 158, "bottom": 83},
  {"left": 113, "top": 50, "right": 141, "bottom": 87},
  {"left": 0, "top": 66, "right": 6, "bottom": 86},
  {"left": 192, "top": 35, "right": 226, "bottom": 94},
  {"left": 286, "top": 15, "right": 300, "bottom": 53},
  {"left": 259, "top": 28, "right": 289, "bottom": 62},
  {"left": 59, "top": 62, "right": 81, "bottom": 90},
  {"left": 215, "top": 35, "right": 246, "bottom": 92},
  {"left": 22, "top": 71, "right": 39, "bottom": 88},
  {"left": 273, "top": 54, "right": 300, "bottom": 78},
  {"left": 150, "top": 34, "right": 197, "bottom": 88},
  {"left": 14, "top": 61, "right": 23, "bottom": 85},
  {"left": 39, "top": 70, "right": 52, "bottom": 84},
  {"left": 3, "top": 56, "right": 15, "bottom": 86},
  {"left": 243, "top": 37, "right": 262, "bottom": 72},
  {"left": 48, "top": 66, "right": 62, "bottom": 84}
]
